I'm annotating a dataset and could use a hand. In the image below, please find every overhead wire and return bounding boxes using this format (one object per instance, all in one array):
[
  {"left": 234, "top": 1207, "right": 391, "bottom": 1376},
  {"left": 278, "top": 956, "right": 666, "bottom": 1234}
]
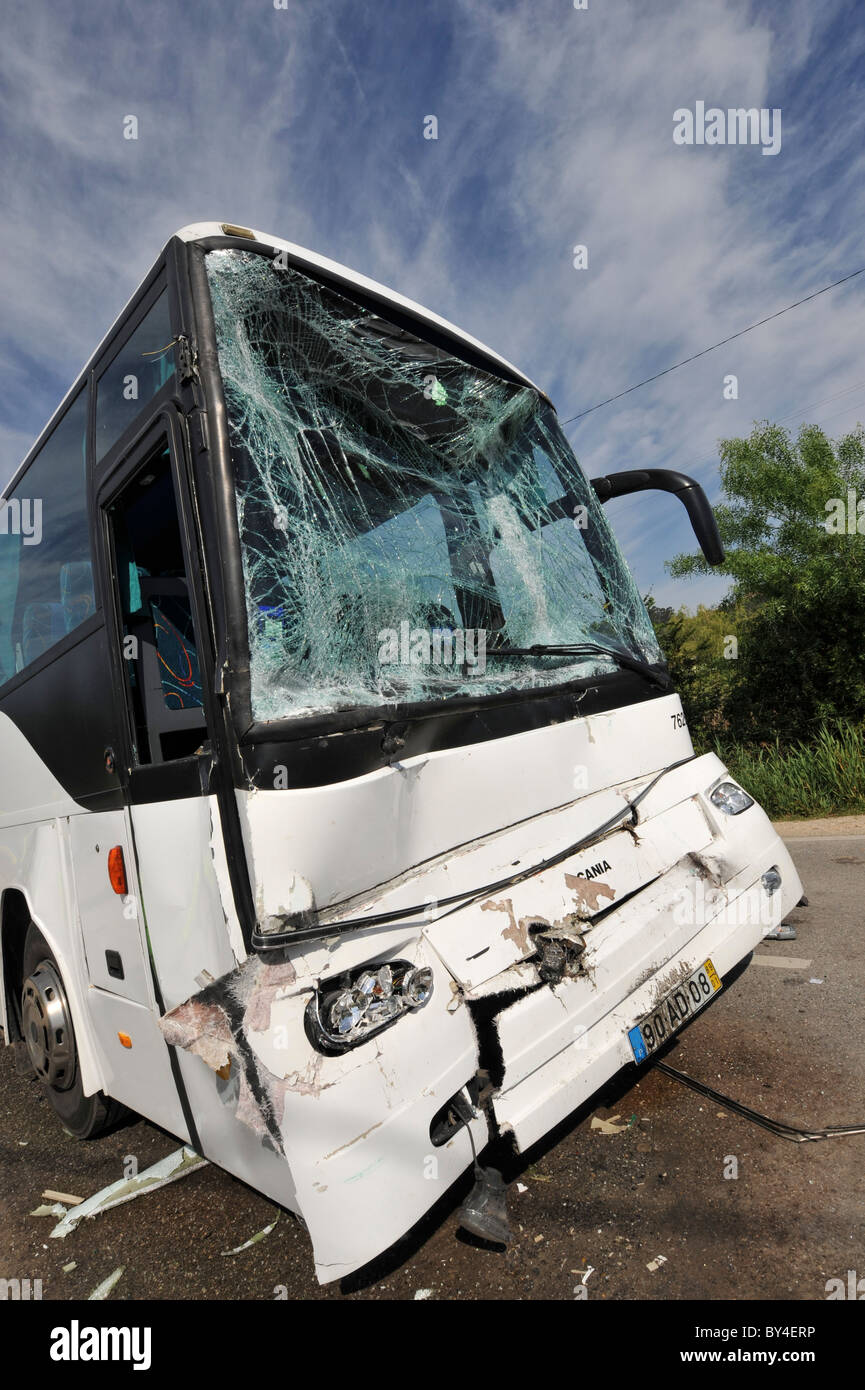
[{"left": 561, "top": 267, "right": 865, "bottom": 426}]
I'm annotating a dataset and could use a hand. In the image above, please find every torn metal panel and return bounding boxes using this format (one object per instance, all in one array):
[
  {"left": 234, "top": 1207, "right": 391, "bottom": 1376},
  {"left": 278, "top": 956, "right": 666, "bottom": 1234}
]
[
  {"left": 491, "top": 856, "right": 730, "bottom": 1105},
  {"left": 159, "top": 937, "right": 485, "bottom": 1283},
  {"left": 159, "top": 955, "right": 298, "bottom": 1150},
  {"left": 493, "top": 886, "right": 800, "bottom": 1154},
  {"left": 534, "top": 929, "right": 587, "bottom": 984},
  {"left": 463, "top": 959, "right": 541, "bottom": 1001},
  {"left": 205, "top": 247, "right": 660, "bottom": 722},
  {"left": 160, "top": 998, "right": 234, "bottom": 1073},
  {"left": 492, "top": 827, "right": 804, "bottom": 1150},
  {"left": 256, "top": 946, "right": 486, "bottom": 1283},
  {"left": 688, "top": 849, "right": 728, "bottom": 887}
]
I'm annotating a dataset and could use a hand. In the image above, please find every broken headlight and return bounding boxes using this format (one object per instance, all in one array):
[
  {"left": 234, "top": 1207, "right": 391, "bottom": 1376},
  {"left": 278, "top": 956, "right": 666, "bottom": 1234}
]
[
  {"left": 305, "top": 960, "right": 434, "bottom": 1053},
  {"left": 709, "top": 781, "right": 754, "bottom": 815}
]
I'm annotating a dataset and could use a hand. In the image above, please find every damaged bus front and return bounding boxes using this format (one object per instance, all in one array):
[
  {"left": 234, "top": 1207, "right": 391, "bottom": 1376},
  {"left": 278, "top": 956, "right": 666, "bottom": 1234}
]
[
  {"left": 157, "top": 228, "right": 803, "bottom": 1281},
  {"left": 0, "top": 222, "right": 802, "bottom": 1287}
]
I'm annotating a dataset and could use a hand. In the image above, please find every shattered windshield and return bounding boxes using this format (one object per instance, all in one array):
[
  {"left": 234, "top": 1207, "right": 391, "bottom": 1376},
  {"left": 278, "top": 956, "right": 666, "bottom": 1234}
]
[{"left": 205, "top": 249, "right": 661, "bottom": 721}]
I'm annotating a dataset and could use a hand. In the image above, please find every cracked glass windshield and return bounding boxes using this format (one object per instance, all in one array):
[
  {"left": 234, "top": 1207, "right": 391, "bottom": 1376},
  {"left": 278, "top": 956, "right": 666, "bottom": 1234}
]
[{"left": 205, "top": 248, "right": 661, "bottom": 720}]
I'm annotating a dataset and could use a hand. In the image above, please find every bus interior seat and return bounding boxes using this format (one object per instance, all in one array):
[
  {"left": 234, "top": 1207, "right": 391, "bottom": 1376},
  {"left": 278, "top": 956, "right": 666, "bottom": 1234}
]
[
  {"left": 22, "top": 602, "right": 67, "bottom": 665},
  {"left": 149, "top": 597, "right": 204, "bottom": 709},
  {"left": 60, "top": 561, "right": 95, "bottom": 632}
]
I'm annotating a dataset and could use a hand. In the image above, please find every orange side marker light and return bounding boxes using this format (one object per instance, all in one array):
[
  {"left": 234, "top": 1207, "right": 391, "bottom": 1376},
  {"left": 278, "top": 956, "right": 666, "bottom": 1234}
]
[
  {"left": 108, "top": 846, "right": 128, "bottom": 896},
  {"left": 118, "top": 1032, "right": 132, "bottom": 1049}
]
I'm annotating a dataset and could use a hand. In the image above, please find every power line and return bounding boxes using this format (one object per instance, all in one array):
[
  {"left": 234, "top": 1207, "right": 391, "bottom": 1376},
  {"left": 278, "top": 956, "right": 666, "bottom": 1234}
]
[
  {"left": 665, "top": 378, "right": 865, "bottom": 477},
  {"left": 776, "top": 378, "right": 865, "bottom": 427},
  {"left": 561, "top": 266, "right": 865, "bottom": 426}
]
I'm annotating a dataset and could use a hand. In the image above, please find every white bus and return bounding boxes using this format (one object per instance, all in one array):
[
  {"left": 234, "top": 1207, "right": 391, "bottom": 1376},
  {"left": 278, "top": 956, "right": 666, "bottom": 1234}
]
[{"left": 0, "top": 222, "right": 802, "bottom": 1283}]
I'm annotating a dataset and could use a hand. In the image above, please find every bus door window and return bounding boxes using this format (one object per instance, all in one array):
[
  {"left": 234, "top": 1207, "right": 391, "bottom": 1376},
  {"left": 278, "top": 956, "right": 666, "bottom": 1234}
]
[{"left": 107, "top": 440, "right": 207, "bottom": 765}]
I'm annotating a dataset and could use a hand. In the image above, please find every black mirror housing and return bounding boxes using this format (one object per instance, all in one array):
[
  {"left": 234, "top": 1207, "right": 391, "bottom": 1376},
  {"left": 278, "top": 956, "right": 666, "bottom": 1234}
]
[{"left": 590, "top": 469, "right": 724, "bottom": 566}]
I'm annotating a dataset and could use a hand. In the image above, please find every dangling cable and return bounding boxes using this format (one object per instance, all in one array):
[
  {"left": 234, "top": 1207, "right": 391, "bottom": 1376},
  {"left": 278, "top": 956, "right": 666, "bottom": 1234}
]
[{"left": 656, "top": 1061, "right": 865, "bottom": 1142}]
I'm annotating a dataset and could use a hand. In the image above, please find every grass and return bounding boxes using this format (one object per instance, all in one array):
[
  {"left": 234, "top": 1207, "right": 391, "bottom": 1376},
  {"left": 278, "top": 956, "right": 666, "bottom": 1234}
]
[{"left": 711, "top": 721, "right": 865, "bottom": 821}]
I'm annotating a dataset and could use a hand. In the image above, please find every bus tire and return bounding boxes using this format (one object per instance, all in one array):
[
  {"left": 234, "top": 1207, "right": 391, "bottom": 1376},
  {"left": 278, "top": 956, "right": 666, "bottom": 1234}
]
[{"left": 20, "top": 924, "right": 126, "bottom": 1139}]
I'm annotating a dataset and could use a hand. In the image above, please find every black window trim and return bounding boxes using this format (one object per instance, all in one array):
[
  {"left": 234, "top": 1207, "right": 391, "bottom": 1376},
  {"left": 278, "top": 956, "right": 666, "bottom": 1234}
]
[
  {"left": 1, "top": 381, "right": 89, "bottom": 507},
  {"left": 0, "top": 266, "right": 177, "bottom": 695},
  {"left": 96, "top": 409, "right": 210, "bottom": 772},
  {"left": 92, "top": 277, "right": 179, "bottom": 472},
  {"left": 4, "top": 259, "right": 170, "bottom": 504}
]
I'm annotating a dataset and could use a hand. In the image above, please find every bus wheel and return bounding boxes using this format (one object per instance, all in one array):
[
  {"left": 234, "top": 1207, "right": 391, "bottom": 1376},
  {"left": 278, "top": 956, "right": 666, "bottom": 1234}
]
[{"left": 21, "top": 925, "right": 125, "bottom": 1139}]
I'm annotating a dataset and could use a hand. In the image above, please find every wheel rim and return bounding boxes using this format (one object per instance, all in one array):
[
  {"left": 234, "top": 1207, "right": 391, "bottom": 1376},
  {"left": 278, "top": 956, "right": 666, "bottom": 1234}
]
[{"left": 21, "top": 960, "right": 75, "bottom": 1091}]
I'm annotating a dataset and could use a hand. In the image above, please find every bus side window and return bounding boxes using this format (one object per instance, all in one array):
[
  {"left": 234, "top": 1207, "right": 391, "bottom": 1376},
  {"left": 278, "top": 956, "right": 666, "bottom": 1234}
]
[
  {"left": 108, "top": 441, "right": 207, "bottom": 765},
  {"left": 95, "top": 292, "right": 176, "bottom": 464},
  {"left": 0, "top": 388, "right": 94, "bottom": 685}
]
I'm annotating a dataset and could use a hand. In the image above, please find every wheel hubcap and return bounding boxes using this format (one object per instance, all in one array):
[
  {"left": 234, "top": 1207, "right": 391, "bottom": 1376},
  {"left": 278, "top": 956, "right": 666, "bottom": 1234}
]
[{"left": 21, "top": 960, "right": 75, "bottom": 1090}]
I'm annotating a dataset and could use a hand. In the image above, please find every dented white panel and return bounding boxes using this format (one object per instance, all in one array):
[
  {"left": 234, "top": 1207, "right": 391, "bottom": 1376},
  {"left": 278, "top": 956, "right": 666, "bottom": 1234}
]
[
  {"left": 492, "top": 806, "right": 795, "bottom": 1100},
  {"left": 255, "top": 945, "right": 485, "bottom": 1282},
  {"left": 237, "top": 695, "right": 695, "bottom": 927},
  {"left": 130, "top": 795, "right": 244, "bottom": 1010},
  {"left": 160, "top": 936, "right": 484, "bottom": 1282},
  {"left": 493, "top": 831, "right": 803, "bottom": 1150},
  {"left": 425, "top": 797, "right": 713, "bottom": 989}
]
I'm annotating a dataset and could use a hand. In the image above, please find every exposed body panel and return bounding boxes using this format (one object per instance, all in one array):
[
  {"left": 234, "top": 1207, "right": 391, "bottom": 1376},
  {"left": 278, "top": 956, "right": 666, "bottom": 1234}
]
[
  {"left": 249, "top": 941, "right": 486, "bottom": 1281},
  {"left": 492, "top": 854, "right": 796, "bottom": 1150}
]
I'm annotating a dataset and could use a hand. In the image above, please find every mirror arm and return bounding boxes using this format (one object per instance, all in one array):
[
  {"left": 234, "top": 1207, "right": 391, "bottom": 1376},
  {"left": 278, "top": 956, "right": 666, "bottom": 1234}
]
[{"left": 589, "top": 468, "right": 724, "bottom": 566}]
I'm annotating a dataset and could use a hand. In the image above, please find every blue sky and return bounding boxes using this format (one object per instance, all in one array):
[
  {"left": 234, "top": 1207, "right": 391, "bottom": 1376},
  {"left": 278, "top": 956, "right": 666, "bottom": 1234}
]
[{"left": 1, "top": 0, "right": 863, "bottom": 608}]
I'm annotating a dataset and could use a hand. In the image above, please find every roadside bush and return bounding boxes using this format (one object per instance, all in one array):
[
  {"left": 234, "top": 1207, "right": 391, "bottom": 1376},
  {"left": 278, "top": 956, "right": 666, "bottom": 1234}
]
[{"left": 714, "top": 721, "right": 865, "bottom": 820}]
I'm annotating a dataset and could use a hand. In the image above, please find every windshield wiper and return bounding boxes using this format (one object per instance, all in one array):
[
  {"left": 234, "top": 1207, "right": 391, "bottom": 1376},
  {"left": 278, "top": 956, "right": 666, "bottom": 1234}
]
[{"left": 485, "top": 642, "right": 672, "bottom": 690}]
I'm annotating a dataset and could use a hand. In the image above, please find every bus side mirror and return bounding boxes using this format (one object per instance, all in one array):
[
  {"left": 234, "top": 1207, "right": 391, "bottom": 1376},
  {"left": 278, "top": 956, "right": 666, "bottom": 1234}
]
[{"left": 590, "top": 469, "right": 725, "bottom": 566}]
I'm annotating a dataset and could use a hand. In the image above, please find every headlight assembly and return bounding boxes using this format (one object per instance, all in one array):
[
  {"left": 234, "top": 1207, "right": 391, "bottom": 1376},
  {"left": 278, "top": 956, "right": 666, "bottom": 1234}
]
[
  {"left": 709, "top": 781, "right": 754, "bottom": 815},
  {"left": 305, "top": 959, "right": 434, "bottom": 1053}
]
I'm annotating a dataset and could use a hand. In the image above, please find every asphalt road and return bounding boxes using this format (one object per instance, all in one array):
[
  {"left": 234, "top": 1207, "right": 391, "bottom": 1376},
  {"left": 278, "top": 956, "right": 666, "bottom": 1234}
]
[{"left": 2, "top": 832, "right": 863, "bottom": 1301}]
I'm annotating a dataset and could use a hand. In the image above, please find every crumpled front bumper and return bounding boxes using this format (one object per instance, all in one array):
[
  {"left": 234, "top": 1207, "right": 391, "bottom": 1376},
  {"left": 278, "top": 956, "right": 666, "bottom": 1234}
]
[
  {"left": 490, "top": 840, "right": 801, "bottom": 1150},
  {"left": 161, "top": 756, "right": 802, "bottom": 1284}
]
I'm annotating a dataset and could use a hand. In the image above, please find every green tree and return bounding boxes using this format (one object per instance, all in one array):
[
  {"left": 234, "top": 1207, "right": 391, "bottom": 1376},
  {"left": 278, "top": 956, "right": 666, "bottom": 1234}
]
[
  {"left": 649, "top": 601, "right": 745, "bottom": 744},
  {"left": 667, "top": 420, "right": 865, "bottom": 742}
]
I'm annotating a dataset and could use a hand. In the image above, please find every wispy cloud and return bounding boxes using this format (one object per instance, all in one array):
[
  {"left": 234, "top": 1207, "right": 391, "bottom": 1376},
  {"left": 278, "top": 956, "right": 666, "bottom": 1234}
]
[{"left": 1, "top": 0, "right": 862, "bottom": 608}]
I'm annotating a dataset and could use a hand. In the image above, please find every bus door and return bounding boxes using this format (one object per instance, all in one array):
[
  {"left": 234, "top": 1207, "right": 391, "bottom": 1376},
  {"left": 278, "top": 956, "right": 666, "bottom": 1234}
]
[{"left": 84, "top": 412, "right": 244, "bottom": 1124}]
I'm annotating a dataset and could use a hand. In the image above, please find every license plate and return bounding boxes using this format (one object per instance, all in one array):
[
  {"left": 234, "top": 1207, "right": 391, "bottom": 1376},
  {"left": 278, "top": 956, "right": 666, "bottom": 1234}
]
[{"left": 628, "top": 958, "right": 721, "bottom": 1063}]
